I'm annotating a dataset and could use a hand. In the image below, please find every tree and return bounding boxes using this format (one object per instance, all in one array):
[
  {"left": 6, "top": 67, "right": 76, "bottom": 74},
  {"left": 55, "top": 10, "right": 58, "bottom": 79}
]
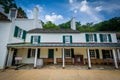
[
  {"left": 43, "top": 21, "right": 59, "bottom": 29},
  {"left": 59, "top": 21, "right": 71, "bottom": 29}
]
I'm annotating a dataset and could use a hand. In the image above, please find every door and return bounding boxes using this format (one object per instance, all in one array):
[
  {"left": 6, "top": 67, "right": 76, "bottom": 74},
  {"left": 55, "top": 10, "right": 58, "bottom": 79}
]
[
  {"left": 12, "top": 49, "right": 17, "bottom": 66},
  {"left": 48, "top": 49, "right": 54, "bottom": 59}
]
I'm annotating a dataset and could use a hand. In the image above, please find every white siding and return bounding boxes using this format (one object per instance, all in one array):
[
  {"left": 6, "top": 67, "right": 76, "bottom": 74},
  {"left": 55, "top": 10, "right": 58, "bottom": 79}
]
[
  {"left": 0, "top": 22, "right": 11, "bottom": 69},
  {"left": 26, "top": 33, "right": 117, "bottom": 43}
]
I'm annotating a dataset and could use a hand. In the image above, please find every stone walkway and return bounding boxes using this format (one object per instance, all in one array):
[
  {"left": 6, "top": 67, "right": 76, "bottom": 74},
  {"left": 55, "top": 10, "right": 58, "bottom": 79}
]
[{"left": 0, "top": 69, "right": 120, "bottom": 80}]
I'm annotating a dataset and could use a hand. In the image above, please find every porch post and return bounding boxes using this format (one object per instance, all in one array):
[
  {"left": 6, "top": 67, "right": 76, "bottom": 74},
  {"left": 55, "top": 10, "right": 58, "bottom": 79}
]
[
  {"left": 62, "top": 48, "right": 65, "bottom": 68},
  {"left": 87, "top": 48, "right": 91, "bottom": 69},
  {"left": 112, "top": 49, "right": 118, "bottom": 69},
  {"left": 34, "top": 48, "right": 38, "bottom": 68},
  {"left": 117, "top": 49, "right": 120, "bottom": 60}
]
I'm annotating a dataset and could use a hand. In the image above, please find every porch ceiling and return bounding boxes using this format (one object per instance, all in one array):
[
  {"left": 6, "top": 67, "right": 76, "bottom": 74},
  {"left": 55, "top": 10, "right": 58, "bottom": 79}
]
[{"left": 7, "top": 43, "right": 120, "bottom": 48}]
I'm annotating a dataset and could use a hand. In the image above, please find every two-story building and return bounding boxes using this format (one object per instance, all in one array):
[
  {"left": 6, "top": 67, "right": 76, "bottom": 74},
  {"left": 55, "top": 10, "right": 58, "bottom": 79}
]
[{"left": 0, "top": 6, "right": 120, "bottom": 69}]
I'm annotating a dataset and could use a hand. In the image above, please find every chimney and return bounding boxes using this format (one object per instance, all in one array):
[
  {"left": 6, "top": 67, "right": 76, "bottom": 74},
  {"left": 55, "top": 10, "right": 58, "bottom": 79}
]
[
  {"left": 8, "top": 8, "right": 18, "bottom": 20},
  {"left": 71, "top": 17, "right": 76, "bottom": 30},
  {"left": 33, "top": 7, "right": 39, "bottom": 19}
]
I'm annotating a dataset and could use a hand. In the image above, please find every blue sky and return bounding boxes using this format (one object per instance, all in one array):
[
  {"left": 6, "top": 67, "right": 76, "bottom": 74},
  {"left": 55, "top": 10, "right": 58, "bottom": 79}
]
[{"left": 15, "top": 0, "right": 120, "bottom": 25}]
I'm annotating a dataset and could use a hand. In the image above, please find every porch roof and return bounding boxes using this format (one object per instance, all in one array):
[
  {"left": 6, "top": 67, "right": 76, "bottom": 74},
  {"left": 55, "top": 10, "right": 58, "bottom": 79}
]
[{"left": 7, "top": 43, "right": 120, "bottom": 48}]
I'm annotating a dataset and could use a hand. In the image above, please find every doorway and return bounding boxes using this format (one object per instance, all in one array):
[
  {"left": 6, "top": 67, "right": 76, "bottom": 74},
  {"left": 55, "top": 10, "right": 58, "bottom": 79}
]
[
  {"left": 48, "top": 49, "right": 54, "bottom": 59},
  {"left": 12, "top": 49, "right": 17, "bottom": 66}
]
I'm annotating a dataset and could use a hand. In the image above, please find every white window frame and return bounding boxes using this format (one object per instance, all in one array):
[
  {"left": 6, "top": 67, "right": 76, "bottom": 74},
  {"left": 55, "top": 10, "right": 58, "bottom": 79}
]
[
  {"left": 65, "top": 35, "right": 70, "bottom": 43},
  {"left": 17, "top": 28, "right": 23, "bottom": 38},
  {"left": 33, "top": 36, "right": 38, "bottom": 44},
  {"left": 102, "top": 34, "right": 109, "bottom": 42},
  {"left": 65, "top": 49, "right": 71, "bottom": 58},
  {"left": 89, "top": 49, "right": 96, "bottom": 59},
  {"left": 30, "top": 49, "right": 35, "bottom": 57},
  {"left": 89, "top": 34, "right": 95, "bottom": 42}
]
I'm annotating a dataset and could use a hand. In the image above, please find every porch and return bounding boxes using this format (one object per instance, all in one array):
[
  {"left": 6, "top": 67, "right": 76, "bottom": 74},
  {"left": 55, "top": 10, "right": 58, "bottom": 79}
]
[{"left": 6, "top": 43, "right": 120, "bottom": 69}]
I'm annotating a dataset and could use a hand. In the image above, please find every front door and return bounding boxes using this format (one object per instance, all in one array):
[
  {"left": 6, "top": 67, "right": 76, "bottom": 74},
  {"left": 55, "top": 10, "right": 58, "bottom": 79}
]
[
  {"left": 48, "top": 49, "right": 54, "bottom": 59},
  {"left": 12, "top": 49, "right": 17, "bottom": 66}
]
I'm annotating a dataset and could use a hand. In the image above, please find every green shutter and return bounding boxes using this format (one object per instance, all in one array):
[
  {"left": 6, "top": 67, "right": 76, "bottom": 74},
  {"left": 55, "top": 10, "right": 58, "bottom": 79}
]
[
  {"left": 94, "top": 34, "right": 97, "bottom": 42},
  {"left": 63, "top": 36, "right": 65, "bottom": 43},
  {"left": 99, "top": 34, "right": 103, "bottom": 42},
  {"left": 22, "top": 30, "right": 26, "bottom": 40},
  {"left": 14, "top": 26, "right": 19, "bottom": 37},
  {"left": 27, "top": 48, "right": 31, "bottom": 58},
  {"left": 85, "top": 34, "right": 89, "bottom": 42},
  {"left": 37, "top": 49, "right": 40, "bottom": 58},
  {"left": 108, "top": 34, "right": 112, "bottom": 42},
  {"left": 31, "top": 36, "right": 33, "bottom": 44},
  {"left": 38, "top": 36, "right": 40, "bottom": 43},
  {"left": 70, "top": 36, "right": 72, "bottom": 43},
  {"left": 96, "top": 49, "right": 99, "bottom": 59},
  {"left": 71, "top": 48, "right": 74, "bottom": 58}
]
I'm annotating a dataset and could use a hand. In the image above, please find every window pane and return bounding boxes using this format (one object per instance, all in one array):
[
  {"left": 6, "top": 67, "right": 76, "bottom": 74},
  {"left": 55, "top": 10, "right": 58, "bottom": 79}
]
[
  {"left": 65, "top": 36, "right": 70, "bottom": 43},
  {"left": 33, "top": 36, "right": 38, "bottom": 43},
  {"left": 65, "top": 49, "right": 71, "bottom": 58},
  {"left": 17, "top": 28, "right": 23, "bottom": 38}
]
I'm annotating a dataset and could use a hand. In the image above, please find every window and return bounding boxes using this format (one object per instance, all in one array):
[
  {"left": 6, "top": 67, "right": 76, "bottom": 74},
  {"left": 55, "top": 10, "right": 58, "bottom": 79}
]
[
  {"left": 31, "top": 36, "right": 40, "bottom": 44},
  {"left": 90, "top": 50, "right": 95, "bottom": 58},
  {"left": 33, "top": 36, "right": 38, "bottom": 44},
  {"left": 14, "top": 26, "right": 26, "bottom": 40},
  {"left": 27, "top": 48, "right": 40, "bottom": 58},
  {"left": 89, "top": 49, "right": 100, "bottom": 59},
  {"left": 100, "top": 34, "right": 112, "bottom": 42},
  {"left": 65, "top": 49, "right": 71, "bottom": 58},
  {"left": 63, "top": 35, "right": 72, "bottom": 43},
  {"left": 31, "top": 49, "right": 35, "bottom": 57},
  {"left": 102, "top": 50, "right": 113, "bottom": 59},
  {"left": 103, "top": 34, "right": 108, "bottom": 42},
  {"left": 17, "top": 28, "right": 23, "bottom": 38},
  {"left": 86, "top": 34, "right": 97, "bottom": 42}
]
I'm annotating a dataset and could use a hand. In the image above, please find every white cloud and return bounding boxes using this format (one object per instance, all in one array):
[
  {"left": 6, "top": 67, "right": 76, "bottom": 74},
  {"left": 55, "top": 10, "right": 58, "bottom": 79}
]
[
  {"left": 69, "top": 0, "right": 75, "bottom": 4},
  {"left": 45, "top": 13, "right": 63, "bottom": 23},
  {"left": 95, "top": 6, "right": 102, "bottom": 12},
  {"left": 69, "top": 0, "right": 103, "bottom": 24},
  {"left": 26, "top": 9, "right": 33, "bottom": 19}
]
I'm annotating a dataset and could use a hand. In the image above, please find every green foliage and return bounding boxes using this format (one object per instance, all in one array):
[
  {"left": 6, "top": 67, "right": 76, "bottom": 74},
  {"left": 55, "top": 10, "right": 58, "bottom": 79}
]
[
  {"left": 59, "top": 21, "right": 71, "bottom": 29},
  {"left": 0, "top": 0, "right": 27, "bottom": 18},
  {"left": 94, "top": 17, "right": 120, "bottom": 31},
  {"left": 43, "top": 21, "right": 59, "bottom": 29}
]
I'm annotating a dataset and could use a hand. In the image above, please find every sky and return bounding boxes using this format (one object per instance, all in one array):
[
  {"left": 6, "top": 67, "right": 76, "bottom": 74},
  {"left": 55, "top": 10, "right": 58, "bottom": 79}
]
[{"left": 15, "top": 0, "right": 120, "bottom": 25}]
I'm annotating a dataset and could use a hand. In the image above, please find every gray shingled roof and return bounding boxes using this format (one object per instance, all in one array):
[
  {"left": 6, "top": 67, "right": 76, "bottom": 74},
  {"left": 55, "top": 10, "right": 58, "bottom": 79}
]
[
  {"left": 27, "top": 28, "right": 80, "bottom": 33},
  {"left": 7, "top": 43, "right": 120, "bottom": 47}
]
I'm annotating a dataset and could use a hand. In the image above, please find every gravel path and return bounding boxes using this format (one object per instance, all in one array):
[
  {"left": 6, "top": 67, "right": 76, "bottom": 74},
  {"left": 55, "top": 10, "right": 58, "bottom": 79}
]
[{"left": 0, "top": 69, "right": 120, "bottom": 80}]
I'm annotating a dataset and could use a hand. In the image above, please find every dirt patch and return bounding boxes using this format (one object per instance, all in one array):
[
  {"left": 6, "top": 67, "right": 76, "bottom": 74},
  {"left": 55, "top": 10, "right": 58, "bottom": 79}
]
[{"left": 0, "top": 69, "right": 120, "bottom": 80}]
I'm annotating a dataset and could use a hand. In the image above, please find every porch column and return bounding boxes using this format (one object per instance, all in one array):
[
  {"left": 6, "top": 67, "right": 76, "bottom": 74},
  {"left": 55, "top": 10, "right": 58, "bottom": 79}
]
[
  {"left": 87, "top": 48, "right": 91, "bottom": 69},
  {"left": 62, "top": 48, "right": 65, "bottom": 68},
  {"left": 117, "top": 49, "right": 120, "bottom": 60},
  {"left": 112, "top": 49, "right": 118, "bottom": 69},
  {"left": 34, "top": 48, "right": 38, "bottom": 68}
]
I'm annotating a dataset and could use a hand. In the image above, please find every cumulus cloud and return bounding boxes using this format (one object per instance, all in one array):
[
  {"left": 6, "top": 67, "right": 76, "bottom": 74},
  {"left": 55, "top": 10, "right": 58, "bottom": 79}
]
[
  {"left": 69, "top": 0, "right": 103, "bottom": 24},
  {"left": 45, "top": 13, "right": 63, "bottom": 23}
]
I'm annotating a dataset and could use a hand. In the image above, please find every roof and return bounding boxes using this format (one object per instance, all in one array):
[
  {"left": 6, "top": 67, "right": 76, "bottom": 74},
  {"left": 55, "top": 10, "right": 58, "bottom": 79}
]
[
  {"left": 7, "top": 43, "right": 120, "bottom": 48},
  {"left": 0, "top": 12, "right": 10, "bottom": 21},
  {"left": 27, "top": 28, "right": 80, "bottom": 33}
]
